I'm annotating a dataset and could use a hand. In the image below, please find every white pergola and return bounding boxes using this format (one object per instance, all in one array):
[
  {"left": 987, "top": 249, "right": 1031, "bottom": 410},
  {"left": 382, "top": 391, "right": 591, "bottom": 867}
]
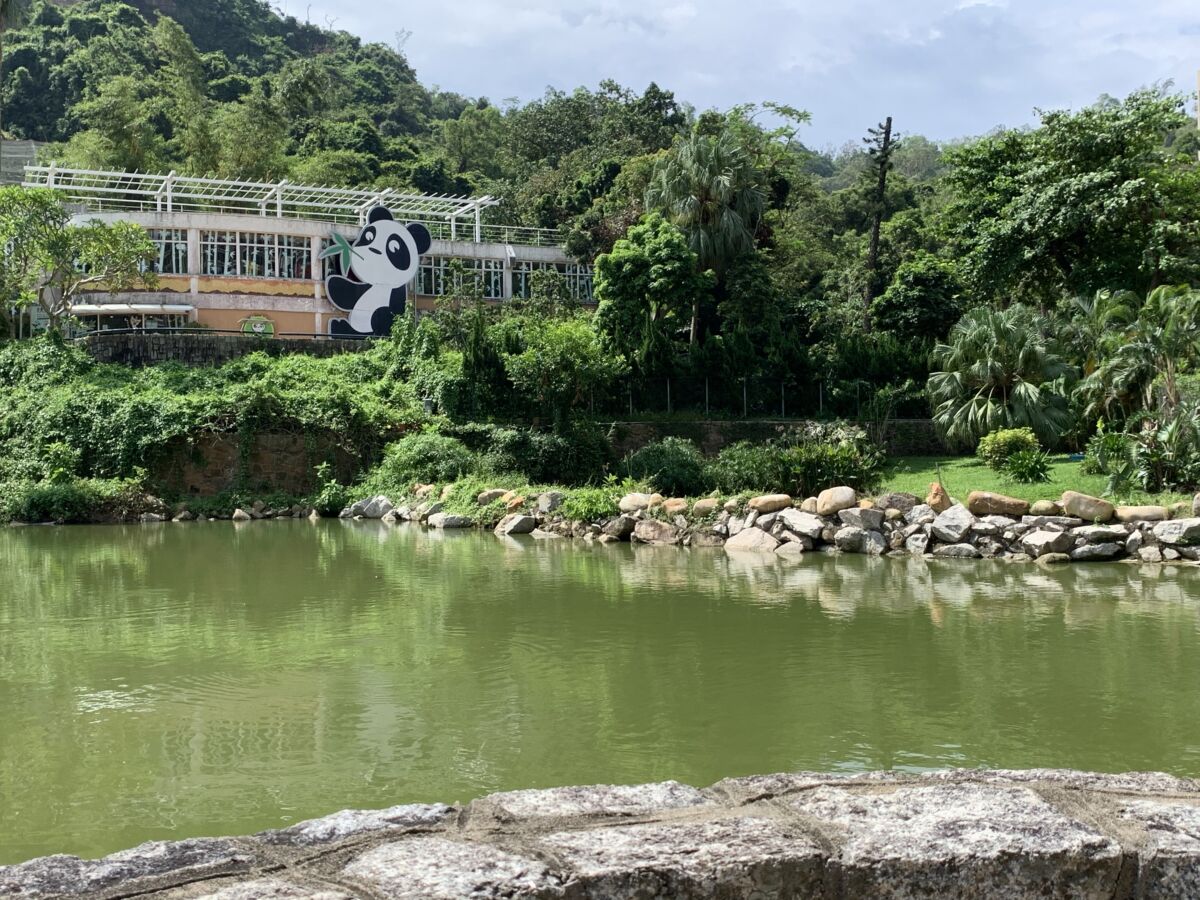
[{"left": 23, "top": 165, "right": 502, "bottom": 241}]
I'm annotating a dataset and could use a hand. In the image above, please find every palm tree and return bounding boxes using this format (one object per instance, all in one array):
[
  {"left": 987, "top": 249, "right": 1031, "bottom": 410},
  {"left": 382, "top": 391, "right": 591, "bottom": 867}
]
[
  {"left": 927, "top": 304, "right": 1076, "bottom": 448},
  {"left": 1084, "top": 285, "right": 1200, "bottom": 417},
  {"left": 0, "top": 0, "right": 32, "bottom": 158},
  {"left": 645, "top": 127, "right": 765, "bottom": 342},
  {"left": 1060, "top": 288, "right": 1140, "bottom": 376}
]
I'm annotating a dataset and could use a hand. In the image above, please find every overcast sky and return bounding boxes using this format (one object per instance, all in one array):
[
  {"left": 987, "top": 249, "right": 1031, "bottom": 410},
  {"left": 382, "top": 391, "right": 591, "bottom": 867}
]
[{"left": 293, "top": 0, "right": 1199, "bottom": 147}]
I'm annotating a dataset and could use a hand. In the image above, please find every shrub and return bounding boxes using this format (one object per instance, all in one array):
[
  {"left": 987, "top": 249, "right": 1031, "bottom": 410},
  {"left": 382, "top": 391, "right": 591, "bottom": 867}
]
[
  {"left": 977, "top": 427, "right": 1042, "bottom": 472},
  {"left": 447, "top": 423, "right": 612, "bottom": 486},
  {"left": 561, "top": 485, "right": 622, "bottom": 522},
  {"left": 1133, "top": 405, "right": 1200, "bottom": 492},
  {"left": 781, "top": 442, "right": 883, "bottom": 497},
  {"left": 371, "top": 431, "right": 477, "bottom": 487},
  {"left": 0, "top": 477, "right": 143, "bottom": 524},
  {"left": 704, "top": 442, "right": 787, "bottom": 494},
  {"left": 1001, "top": 448, "right": 1052, "bottom": 484},
  {"left": 310, "top": 462, "right": 350, "bottom": 516},
  {"left": 621, "top": 438, "right": 708, "bottom": 496},
  {"left": 1081, "top": 424, "right": 1133, "bottom": 476}
]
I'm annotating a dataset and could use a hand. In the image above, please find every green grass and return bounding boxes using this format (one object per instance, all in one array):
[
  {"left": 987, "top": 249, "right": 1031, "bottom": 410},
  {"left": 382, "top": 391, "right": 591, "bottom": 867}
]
[{"left": 880, "top": 456, "right": 1191, "bottom": 507}]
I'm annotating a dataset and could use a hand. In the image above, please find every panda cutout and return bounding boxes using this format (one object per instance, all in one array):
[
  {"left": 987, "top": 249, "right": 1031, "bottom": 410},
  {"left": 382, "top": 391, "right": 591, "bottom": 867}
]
[{"left": 326, "top": 207, "right": 432, "bottom": 338}]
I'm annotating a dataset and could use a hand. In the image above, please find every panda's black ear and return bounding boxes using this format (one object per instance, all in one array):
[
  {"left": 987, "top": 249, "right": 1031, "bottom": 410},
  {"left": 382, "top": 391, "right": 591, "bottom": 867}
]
[
  {"left": 367, "top": 206, "right": 394, "bottom": 224},
  {"left": 407, "top": 222, "right": 432, "bottom": 255}
]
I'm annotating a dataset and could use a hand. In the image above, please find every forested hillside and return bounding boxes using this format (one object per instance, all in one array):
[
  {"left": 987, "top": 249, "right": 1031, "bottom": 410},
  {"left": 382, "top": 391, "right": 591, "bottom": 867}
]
[{"left": 5, "top": 0, "right": 1200, "bottom": 468}]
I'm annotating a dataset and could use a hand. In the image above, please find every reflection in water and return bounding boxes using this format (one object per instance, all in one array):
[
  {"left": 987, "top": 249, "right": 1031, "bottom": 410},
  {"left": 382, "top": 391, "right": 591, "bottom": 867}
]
[{"left": 1, "top": 521, "right": 1199, "bottom": 864}]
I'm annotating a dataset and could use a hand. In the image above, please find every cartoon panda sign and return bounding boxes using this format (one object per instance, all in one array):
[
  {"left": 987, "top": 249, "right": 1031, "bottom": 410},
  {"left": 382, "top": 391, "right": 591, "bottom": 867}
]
[{"left": 323, "top": 207, "right": 432, "bottom": 338}]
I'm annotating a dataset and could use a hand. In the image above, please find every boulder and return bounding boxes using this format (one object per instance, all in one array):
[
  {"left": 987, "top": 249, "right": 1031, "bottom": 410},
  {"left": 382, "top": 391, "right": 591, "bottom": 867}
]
[
  {"left": 931, "top": 505, "right": 977, "bottom": 543},
  {"left": 933, "top": 543, "right": 980, "bottom": 559},
  {"left": 691, "top": 499, "right": 719, "bottom": 518},
  {"left": 415, "top": 502, "right": 443, "bottom": 523},
  {"left": 1022, "top": 515, "right": 1084, "bottom": 529},
  {"left": 663, "top": 498, "right": 689, "bottom": 517},
  {"left": 477, "top": 489, "right": 507, "bottom": 506},
  {"left": 648, "top": 493, "right": 665, "bottom": 509},
  {"left": 1170, "top": 502, "right": 1192, "bottom": 519},
  {"left": 1115, "top": 505, "right": 1169, "bottom": 524},
  {"left": 723, "top": 498, "right": 742, "bottom": 513},
  {"left": 905, "top": 504, "right": 936, "bottom": 526},
  {"left": 1139, "top": 546, "right": 1164, "bottom": 563},
  {"left": 816, "top": 486, "right": 858, "bottom": 516},
  {"left": 906, "top": 531, "right": 931, "bottom": 555},
  {"left": 775, "top": 542, "right": 806, "bottom": 559},
  {"left": 926, "top": 483, "right": 952, "bottom": 513},
  {"left": 231, "top": 509, "right": 252, "bottom": 522},
  {"left": 362, "top": 495, "right": 395, "bottom": 519},
  {"left": 140, "top": 513, "right": 166, "bottom": 523},
  {"left": 308, "top": 509, "right": 322, "bottom": 522},
  {"left": 875, "top": 492, "right": 919, "bottom": 514},
  {"left": 800, "top": 497, "right": 819, "bottom": 514},
  {"left": 834, "top": 526, "right": 866, "bottom": 553},
  {"left": 428, "top": 513, "right": 474, "bottom": 529},
  {"left": 1030, "top": 500, "right": 1062, "bottom": 517},
  {"left": 603, "top": 515, "right": 637, "bottom": 540},
  {"left": 839, "top": 507, "right": 885, "bottom": 531},
  {"left": 862, "top": 531, "right": 887, "bottom": 555},
  {"left": 1152, "top": 518, "right": 1200, "bottom": 547},
  {"left": 967, "top": 491, "right": 1030, "bottom": 518},
  {"left": 1038, "top": 553, "right": 1072, "bottom": 565},
  {"left": 633, "top": 519, "right": 679, "bottom": 545},
  {"left": 1125, "top": 530, "right": 1145, "bottom": 555},
  {"left": 1194, "top": 493, "right": 1200, "bottom": 518},
  {"left": 172, "top": 511, "right": 194, "bottom": 523},
  {"left": 1072, "top": 525, "right": 1130, "bottom": 544},
  {"left": 1070, "top": 543, "right": 1124, "bottom": 562},
  {"left": 748, "top": 494, "right": 793, "bottom": 514},
  {"left": 1060, "top": 491, "right": 1115, "bottom": 523},
  {"left": 537, "top": 492, "right": 565, "bottom": 514},
  {"left": 725, "top": 528, "right": 781, "bottom": 554},
  {"left": 495, "top": 514, "right": 537, "bottom": 536},
  {"left": 1021, "top": 529, "right": 1076, "bottom": 558},
  {"left": 413, "top": 484, "right": 435, "bottom": 501},
  {"left": 506, "top": 496, "right": 526, "bottom": 512},
  {"left": 778, "top": 509, "right": 825, "bottom": 540},
  {"left": 619, "top": 493, "right": 654, "bottom": 513}
]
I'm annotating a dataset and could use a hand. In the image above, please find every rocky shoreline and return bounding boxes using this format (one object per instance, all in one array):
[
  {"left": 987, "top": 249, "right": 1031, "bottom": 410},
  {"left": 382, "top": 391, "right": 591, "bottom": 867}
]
[
  {"left": 338, "top": 483, "right": 1200, "bottom": 567},
  {"left": 4, "top": 768, "right": 1199, "bottom": 898}
]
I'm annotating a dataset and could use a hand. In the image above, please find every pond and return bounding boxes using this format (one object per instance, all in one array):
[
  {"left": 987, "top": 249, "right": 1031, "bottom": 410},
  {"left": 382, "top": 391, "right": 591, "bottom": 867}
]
[{"left": 2, "top": 520, "right": 1200, "bottom": 864}]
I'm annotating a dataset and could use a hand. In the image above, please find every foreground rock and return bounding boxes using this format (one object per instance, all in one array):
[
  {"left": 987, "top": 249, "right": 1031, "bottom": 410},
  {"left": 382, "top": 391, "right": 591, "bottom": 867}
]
[
  {"left": 1061, "top": 491, "right": 1116, "bottom": 523},
  {"left": 967, "top": 491, "right": 1030, "bottom": 518},
  {"left": 816, "top": 486, "right": 857, "bottom": 516},
  {"left": 6, "top": 770, "right": 1199, "bottom": 899}
]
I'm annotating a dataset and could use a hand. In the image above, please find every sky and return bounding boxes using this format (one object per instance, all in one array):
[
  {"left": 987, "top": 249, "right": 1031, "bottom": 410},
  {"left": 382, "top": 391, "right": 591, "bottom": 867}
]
[{"left": 292, "top": 0, "right": 1199, "bottom": 147}]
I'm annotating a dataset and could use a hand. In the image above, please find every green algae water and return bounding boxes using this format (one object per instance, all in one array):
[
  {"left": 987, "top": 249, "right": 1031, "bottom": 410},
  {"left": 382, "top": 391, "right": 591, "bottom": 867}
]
[{"left": 3, "top": 521, "right": 1200, "bottom": 864}]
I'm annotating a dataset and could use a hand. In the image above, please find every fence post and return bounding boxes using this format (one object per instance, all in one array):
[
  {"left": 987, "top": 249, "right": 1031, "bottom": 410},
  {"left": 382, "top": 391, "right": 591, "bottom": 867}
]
[
  {"left": 705, "top": 378, "right": 710, "bottom": 417},
  {"left": 667, "top": 378, "right": 672, "bottom": 415},
  {"left": 628, "top": 386, "right": 633, "bottom": 418},
  {"left": 819, "top": 382, "right": 824, "bottom": 416},
  {"left": 743, "top": 379, "right": 748, "bottom": 418},
  {"left": 781, "top": 381, "right": 786, "bottom": 419}
]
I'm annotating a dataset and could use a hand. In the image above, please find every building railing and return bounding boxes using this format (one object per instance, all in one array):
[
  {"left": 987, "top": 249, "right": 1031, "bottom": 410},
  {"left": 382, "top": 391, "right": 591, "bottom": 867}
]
[{"left": 23, "top": 165, "right": 566, "bottom": 248}]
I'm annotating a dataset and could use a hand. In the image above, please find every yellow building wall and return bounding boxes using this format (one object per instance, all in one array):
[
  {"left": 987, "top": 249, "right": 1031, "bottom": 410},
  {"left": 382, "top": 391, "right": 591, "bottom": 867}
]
[{"left": 196, "top": 308, "right": 318, "bottom": 337}]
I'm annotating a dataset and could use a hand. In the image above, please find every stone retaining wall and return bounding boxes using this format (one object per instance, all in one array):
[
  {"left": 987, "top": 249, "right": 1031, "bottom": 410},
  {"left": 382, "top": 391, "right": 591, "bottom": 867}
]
[{"left": 3, "top": 769, "right": 1198, "bottom": 898}]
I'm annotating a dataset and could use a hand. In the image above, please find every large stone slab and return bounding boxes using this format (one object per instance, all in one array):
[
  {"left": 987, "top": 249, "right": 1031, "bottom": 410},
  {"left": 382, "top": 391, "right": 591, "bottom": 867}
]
[
  {"left": 0, "top": 838, "right": 253, "bottom": 898},
  {"left": 1118, "top": 798, "right": 1200, "bottom": 898},
  {"left": 967, "top": 491, "right": 1030, "bottom": 518},
  {"left": 190, "top": 878, "right": 357, "bottom": 899},
  {"left": 1061, "top": 491, "right": 1116, "bottom": 523},
  {"left": 931, "top": 505, "right": 977, "bottom": 543},
  {"left": 261, "top": 803, "right": 454, "bottom": 846},
  {"left": 633, "top": 519, "right": 679, "bottom": 545},
  {"left": 539, "top": 817, "right": 826, "bottom": 899},
  {"left": 1154, "top": 518, "right": 1200, "bottom": 546},
  {"left": 816, "top": 486, "right": 857, "bottom": 516},
  {"left": 469, "top": 781, "right": 709, "bottom": 824},
  {"left": 725, "top": 528, "right": 781, "bottom": 554},
  {"left": 789, "top": 783, "right": 1122, "bottom": 897},
  {"left": 748, "top": 494, "right": 793, "bottom": 513},
  {"left": 340, "top": 838, "right": 562, "bottom": 899},
  {"left": 777, "top": 508, "right": 824, "bottom": 540}
]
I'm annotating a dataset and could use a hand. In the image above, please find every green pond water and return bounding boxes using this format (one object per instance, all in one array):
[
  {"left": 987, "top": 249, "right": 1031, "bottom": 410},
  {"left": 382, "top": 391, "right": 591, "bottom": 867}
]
[{"left": 3, "top": 521, "right": 1200, "bottom": 864}]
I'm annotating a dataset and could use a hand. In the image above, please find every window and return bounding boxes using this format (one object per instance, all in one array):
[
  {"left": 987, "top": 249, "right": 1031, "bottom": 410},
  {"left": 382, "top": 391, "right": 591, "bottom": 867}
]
[
  {"left": 147, "top": 229, "right": 188, "bottom": 275},
  {"left": 200, "top": 232, "right": 312, "bottom": 280},
  {"left": 415, "top": 257, "right": 505, "bottom": 300},
  {"left": 512, "top": 262, "right": 595, "bottom": 303}
]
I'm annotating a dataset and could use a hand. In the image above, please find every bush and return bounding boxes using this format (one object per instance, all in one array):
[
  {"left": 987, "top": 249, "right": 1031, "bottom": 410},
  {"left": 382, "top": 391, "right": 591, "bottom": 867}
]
[
  {"left": 704, "top": 442, "right": 787, "bottom": 494},
  {"left": 621, "top": 438, "right": 708, "bottom": 496},
  {"left": 561, "top": 484, "right": 622, "bottom": 522},
  {"left": 977, "top": 427, "right": 1042, "bottom": 472},
  {"left": 446, "top": 422, "right": 612, "bottom": 486},
  {"left": 781, "top": 442, "right": 883, "bottom": 497},
  {"left": 1081, "top": 425, "right": 1133, "bottom": 476},
  {"left": 1001, "top": 448, "right": 1052, "bottom": 484},
  {"left": 371, "top": 431, "right": 477, "bottom": 487},
  {"left": 1133, "top": 405, "right": 1200, "bottom": 492},
  {"left": 0, "top": 477, "right": 143, "bottom": 524},
  {"left": 310, "top": 462, "right": 350, "bottom": 516}
]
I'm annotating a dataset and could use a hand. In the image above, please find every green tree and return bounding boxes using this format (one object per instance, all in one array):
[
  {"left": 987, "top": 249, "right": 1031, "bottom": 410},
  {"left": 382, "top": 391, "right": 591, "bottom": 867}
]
[
  {"left": 0, "top": 187, "right": 156, "bottom": 331},
  {"left": 212, "top": 82, "right": 287, "bottom": 180},
  {"left": 943, "top": 90, "right": 1200, "bottom": 301},
  {"left": 61, "top": 76, "right": 166, "bottom": 172},
  {"left": 504, "top": 316, "right": 626, "bottom": 430},
  {"left": 871, "top": 252, "right": 963, "bottom": 341},
  {"left": 151, "top": 18, "right": 219, "bottom": 174},
  {"left": 593, "top": 214, "right": 712, "bottom": 375},
  {"left": 0, "top": 0, "right": 31, "bottom": 143},
  {"left": 927, "top": 304, "right": 1076, "bottom": 448},
  {"left": 646, "top": 126, "right": 766, "bottom": 341},
  {"left": 1082, "top": 286, "right": 1200, "bottom": 419}
]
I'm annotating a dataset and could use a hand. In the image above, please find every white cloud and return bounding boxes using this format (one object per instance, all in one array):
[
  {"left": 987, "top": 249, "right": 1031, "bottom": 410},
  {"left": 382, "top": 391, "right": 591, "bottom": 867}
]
[{"left": 298, "top": 0, "right": 1200, "bottom": 144}]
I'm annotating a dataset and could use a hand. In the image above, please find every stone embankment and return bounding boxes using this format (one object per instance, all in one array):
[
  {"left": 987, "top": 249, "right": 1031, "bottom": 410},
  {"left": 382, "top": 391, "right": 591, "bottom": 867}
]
[
  {"left": 342, "top": 484, "right": 1200, "bottom": 566},
  {"left": 4, "top": 769, "right": 1199, "bottom": 898}
]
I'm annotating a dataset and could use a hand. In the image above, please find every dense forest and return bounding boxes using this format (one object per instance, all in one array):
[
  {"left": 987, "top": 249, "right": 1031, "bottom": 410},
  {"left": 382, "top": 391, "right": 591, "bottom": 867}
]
[{"left": 5, "top": 0, "right": 1200, "bottom": 499}]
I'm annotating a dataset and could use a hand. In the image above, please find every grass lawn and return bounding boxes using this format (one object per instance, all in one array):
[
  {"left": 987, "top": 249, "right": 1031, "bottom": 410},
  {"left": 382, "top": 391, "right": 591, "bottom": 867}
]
[{"left": 880, "top": 456, "right": 1191, "bottom": 508}]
